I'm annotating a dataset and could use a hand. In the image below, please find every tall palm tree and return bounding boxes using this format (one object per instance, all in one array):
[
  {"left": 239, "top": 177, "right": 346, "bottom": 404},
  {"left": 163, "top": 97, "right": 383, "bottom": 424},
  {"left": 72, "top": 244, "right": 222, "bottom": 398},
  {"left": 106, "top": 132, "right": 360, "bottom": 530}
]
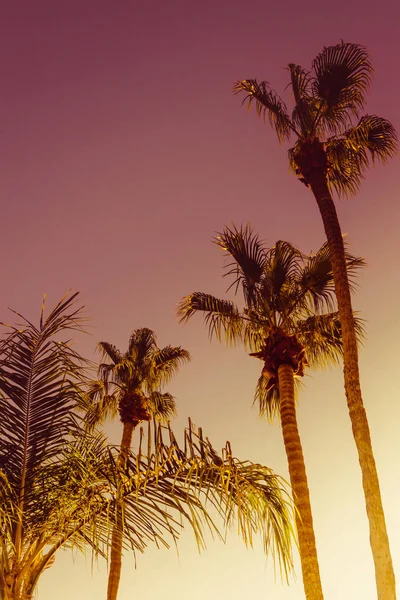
[
  {"left": 178, "top": 226, "right": 364, "bottom": 600},
  {"left": 0, "top": 293, "right": 295, "bottom": 600},
  {"left": 233, "top": 42, "right": 397, "bottom": 600},
  {"left": 85, "top": 329, "right": 191, "bottom": 600}
]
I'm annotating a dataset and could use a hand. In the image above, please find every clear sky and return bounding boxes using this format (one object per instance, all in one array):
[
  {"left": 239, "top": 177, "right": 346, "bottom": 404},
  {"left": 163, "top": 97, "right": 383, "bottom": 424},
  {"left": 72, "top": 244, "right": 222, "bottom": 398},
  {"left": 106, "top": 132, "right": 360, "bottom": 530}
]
[{"left": 2, "top": 1, "right": 400, "bottom": 599}]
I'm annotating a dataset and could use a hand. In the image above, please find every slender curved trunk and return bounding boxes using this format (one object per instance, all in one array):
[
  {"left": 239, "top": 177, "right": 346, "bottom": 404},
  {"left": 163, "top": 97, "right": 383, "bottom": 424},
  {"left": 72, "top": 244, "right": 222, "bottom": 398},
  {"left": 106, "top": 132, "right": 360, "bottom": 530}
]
[
  {"left": 308, "top": 172, "right": 396, "bottom": 600},
  {"left": 107, "top": 421, "right": 135, "bottom": 600},
  {"left": 277, "top": 363, "right": 324, "bottom": 600}
]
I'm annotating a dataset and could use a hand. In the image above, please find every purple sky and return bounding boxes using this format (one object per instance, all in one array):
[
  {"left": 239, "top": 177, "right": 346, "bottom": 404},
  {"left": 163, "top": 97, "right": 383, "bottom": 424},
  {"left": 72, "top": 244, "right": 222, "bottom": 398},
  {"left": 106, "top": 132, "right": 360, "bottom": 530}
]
[{"left": 2, "top": 1, "right": 400, "bottom": 599}]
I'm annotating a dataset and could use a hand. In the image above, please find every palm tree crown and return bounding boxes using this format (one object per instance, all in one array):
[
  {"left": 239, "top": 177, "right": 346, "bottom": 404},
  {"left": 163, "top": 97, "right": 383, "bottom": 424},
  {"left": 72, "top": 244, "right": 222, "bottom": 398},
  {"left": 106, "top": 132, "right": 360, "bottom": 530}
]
[
  {"left": 86, "top": 328, "right": 190, "bottom": 429},
  {"left": 178, "top": 225, "right": 363, "bottom": 415},
  {"left": 234, "top": 42, "right": 397, "bottom": 195}
]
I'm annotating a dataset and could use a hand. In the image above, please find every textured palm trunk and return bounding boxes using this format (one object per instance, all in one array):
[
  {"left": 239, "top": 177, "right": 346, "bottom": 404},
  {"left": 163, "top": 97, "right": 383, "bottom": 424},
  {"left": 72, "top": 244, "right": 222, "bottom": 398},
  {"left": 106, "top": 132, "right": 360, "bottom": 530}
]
[
  {"left": 308, "top": 172, "right": 396, "bottom": 600},
  {"left": 0, "top": 575, "right": 33, "bottom": 600},
  {"left": 107, "top": 421, "right": 135, "bottom": 600},
  {"left": 277, "top": 363, "right": 324, "bottom": 600}
]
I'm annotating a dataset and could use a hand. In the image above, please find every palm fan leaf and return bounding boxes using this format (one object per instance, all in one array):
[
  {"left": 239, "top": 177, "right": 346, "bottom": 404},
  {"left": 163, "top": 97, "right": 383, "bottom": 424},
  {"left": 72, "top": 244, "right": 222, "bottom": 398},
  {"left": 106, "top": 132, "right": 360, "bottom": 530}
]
[{"left": 312, "top": 41, "right": 373, "bottom": 132}]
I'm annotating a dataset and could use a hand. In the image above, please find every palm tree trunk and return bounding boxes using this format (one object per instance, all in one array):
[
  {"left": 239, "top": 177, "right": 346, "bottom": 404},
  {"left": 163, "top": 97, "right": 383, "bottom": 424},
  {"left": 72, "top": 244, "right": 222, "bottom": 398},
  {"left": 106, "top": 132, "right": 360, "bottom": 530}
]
[
  {"left": 107, "top": 421, "right": 135, "bottom": 600},
  {"left": 277, "top": 363, "right": 324, "bottom": 600},
  {"left": 308, "top": 172, "right": 396, "bottom": 600}
]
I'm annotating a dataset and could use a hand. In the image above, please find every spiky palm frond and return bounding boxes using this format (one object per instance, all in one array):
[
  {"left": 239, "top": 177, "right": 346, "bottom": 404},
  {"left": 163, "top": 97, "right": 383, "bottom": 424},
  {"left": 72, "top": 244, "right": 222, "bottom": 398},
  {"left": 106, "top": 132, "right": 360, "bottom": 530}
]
[
  {"left": 233, "top": 79, "right": 294, "bottom": 141},
  {"left": 312, "top": 42, "right": 373, "bottom": 133},
  {"left": 177, "top": 292, "right": 244, "bottom": 345}
]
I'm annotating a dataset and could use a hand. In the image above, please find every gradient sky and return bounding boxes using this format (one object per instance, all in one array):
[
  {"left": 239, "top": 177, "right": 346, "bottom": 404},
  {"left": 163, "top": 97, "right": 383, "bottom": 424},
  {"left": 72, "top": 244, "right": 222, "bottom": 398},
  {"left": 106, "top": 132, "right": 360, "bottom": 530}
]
[{"left": 2, "top": 1, "right": 400, "bottom": 599}]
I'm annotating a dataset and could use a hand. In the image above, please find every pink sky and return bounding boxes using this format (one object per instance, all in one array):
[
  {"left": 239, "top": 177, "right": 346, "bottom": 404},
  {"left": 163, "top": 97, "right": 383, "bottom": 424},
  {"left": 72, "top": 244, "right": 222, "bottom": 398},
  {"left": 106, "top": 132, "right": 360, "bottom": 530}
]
[{"left": 2, "top": 1, "right": 400, "bottom": 599}]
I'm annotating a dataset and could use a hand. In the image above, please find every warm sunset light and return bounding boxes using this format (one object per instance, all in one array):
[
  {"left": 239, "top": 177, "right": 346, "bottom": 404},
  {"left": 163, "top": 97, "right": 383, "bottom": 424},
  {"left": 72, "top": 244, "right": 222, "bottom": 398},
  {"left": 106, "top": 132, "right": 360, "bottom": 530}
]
[{"left": 1, "top": 2, "right": 399, "bottom": 600}]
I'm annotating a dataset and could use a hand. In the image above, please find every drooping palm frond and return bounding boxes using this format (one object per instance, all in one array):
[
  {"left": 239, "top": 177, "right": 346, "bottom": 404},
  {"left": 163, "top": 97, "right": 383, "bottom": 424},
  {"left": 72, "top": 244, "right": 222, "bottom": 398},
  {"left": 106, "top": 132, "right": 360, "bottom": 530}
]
[
  {"left": 254, "top": 373, "right": 280, "bottom": 422},
  {"left": 253, "top": 373, "right": 304, "bottom": 423},
  {"left": 215, "top": 224, "right": 266, "bottom": 306},
  {"left": 343, "top": 115, "right": 397, "bottom": 162},
  {"left": 98, "top": 342, "right": 122, "bottom": 365},
  {"left": 295, "top": 312, "right": 365, "bottom": 369},
  {"left": 312, "top": 42, "right": 373, "bottom": 133},
  {"left": 147, "top": 392, "right": 177, "bottom": 422},
  {"left": 233, "top": 79, "right": 294, "bottom": 141},
  {"left": 177, "top": 292, "right": 244, "bottom": 345},
  {"left": 80, "top": 379, "right": 119, "bottom": 431},
  {"left": 152, "top": 346, "right": 191, "bottom": 386},
  {"left": 133, "top": 422, "right": 294, "bottom": 578},
  {"left": 325, "top": 115, "right": 397, "bottom": 196}
]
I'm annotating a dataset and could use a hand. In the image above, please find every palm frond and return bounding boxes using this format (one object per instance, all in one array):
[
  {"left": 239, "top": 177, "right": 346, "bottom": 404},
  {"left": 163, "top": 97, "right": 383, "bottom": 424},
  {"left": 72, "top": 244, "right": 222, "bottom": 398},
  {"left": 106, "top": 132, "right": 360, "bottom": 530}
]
[
  {"left": 80, "top": 380, "right": 119, "bottom": 431},
  {"left": 262, "top": 241, "right": 303, "bottom": 316},
  {"left": 0, "top": 295, "right": 87, "bottom": 519},
  {"left": 128, "top": 328, "right": 157, "bottom": 362},
  {"left": 287, "top": 64, "right": 318, "bottom": 137},
  {"left": 130, "top": 422, "right": 295, "bottom": 577},
  {"left": 147, "top": 392, "right": 177, "bottom": 422},
  {"left": 297, "top": 242, "right": 336, "bottom": 313},
  {"left": 215, "top": 224, "right": 266, "bottom": 306},
  {"left": 343, "top": 115, "right": 398, "bottom": 162},
  {"left": 254, "top": 374, "right": 280, "bottom": 422},
  {"left": 295, "top": 312, "right": 365, "bottom": 369},
  {"left": 233, "top": 79, "right": 294, "bottom": 141},
  {"left": 325, "top": 135, "right": 367, "bottom": 195},
  {"left": 312, "top": 41, "right": 373, "bottom": 132},
  {"left": 98, "top": 342, "right": 122, "bottom": 365},
  {"left": 254, "top": 373, "right": 304, "bottom": 422},
  {"left": 177, "top": 293, "right": 244, "bottom": 345},
  {"left": 152, "top": 346, "right": 191, "bottom": 386}
]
